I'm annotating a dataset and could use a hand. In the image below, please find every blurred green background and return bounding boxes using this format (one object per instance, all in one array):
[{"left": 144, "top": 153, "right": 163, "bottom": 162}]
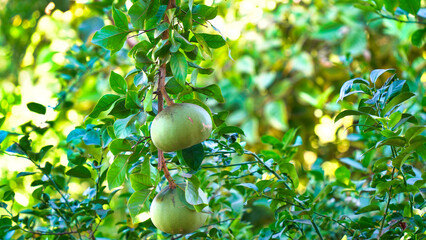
[{"left": 0, "top": 0, "right": 425, "bottom": 237}]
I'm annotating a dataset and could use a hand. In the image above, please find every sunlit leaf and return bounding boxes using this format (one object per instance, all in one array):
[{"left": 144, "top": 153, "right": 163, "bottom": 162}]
[
  {"left": 112, "top": 6, "right": 128, "bottom": 30},
  {"left": 170, "top": 51, "right": 188, "bottom": 86},
  {"left": 92, "top": 25, "right": 129, "bottom": 54},
  {"left": 107, "top": 154, "right": 128, "bottom": 189},
  {"left": 89, "top": 94, "right": 121, "bottom": 118},
  {"left": 192, "top": 84, "right": 224, "bottom": 102},
  {"left": 110, "top": 71, "right": 128, "bottom": 94}
]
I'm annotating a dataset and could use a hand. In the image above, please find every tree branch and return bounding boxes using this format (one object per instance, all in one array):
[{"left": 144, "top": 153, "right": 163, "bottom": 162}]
[{"left": 155, "top": 0, "right": 177, "bottom": 189}]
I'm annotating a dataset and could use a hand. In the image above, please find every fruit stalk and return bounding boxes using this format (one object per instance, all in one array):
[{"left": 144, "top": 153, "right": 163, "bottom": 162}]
[{"left": 156, "top": 0, "right": 177, "bottom": 189}]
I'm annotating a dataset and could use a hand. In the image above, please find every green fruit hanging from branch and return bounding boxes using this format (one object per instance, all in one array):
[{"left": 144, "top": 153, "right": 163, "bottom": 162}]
[
  {"left": 150, "top": 184, "right": 209, "bottom": 234},
  {"left": 150, "top": 103, "right": 212, "bottom": 152}
]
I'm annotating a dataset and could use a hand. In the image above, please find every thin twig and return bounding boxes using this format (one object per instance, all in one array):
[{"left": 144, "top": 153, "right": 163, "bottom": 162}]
[
  {"left": 377, "top": 157, "right": 397, "bottom": 238},
  {"left": 372, "top": 13, "right": 426, "bottom": 25},
  {"left": 19, "top": 228, "right": 78, "bottom": 236},
  {"left": 201, "top": 161, "right": 257, "bottom": 168},
  {"left": 128, "top": 27, "right": 157, "bottom": 38},
  {"left": 310, "top": 217, "right": 324, "bottom": 240}
]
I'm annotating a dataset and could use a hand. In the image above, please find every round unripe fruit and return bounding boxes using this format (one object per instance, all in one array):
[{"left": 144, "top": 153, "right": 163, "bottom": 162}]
[
  {"left": 150, "top": 103, "right": 212, "bottom": 152},
  {"left": 150, "top": 185, "right": 209, "bottom": 235}
]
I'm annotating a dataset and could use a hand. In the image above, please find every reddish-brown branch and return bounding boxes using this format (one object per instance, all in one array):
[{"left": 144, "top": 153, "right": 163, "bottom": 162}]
[
  {"left": 159, "top": 64, "right": 174, "bottom": 106},
  {"left": 156, "top": 0, "right": 177, "bottom": 189},
  {"left": 158, "top": 150, "right": 176, "bottom": 189}
]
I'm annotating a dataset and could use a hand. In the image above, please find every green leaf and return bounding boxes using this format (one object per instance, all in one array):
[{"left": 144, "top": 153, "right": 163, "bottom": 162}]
[
  {"left": 128, "top": 1, "right": 149, "bottom": 29},
  {"left": 130, "top": 159, "right": 154, "bottom": 191},
  {"left": 185, "top": 176, "right": 200, "bottom": 205},
  {"left": 177, "top": 143, "right": 205, "bottom": 171},
  {"left": 6, "top": 143, "right": 26, "bottom": 155},
  {"left": 335, "top": 166, "right": 351, "bottom": 185},
  {"left": 170, "top": 52, "right": 188, "bottom": 86},
  {"left": 89, "top": 94, "right": 120, "bottom": 118},
  {"left": 129, "top": 40, "right": 153, "bottom": 58},
  {"left": 261, "top": 135, "right": 281, "bottom": 147},
  {"left": 405, "top": 125, "right": 426, "bottom": 142},
  {"left": 376, "top": 179, "right": 402, "bottom": 194},
  {"left": 110, "top": 139, "right": 133, "bottom": 155},
  {"left": 314, "top": 183, "right": 333, "bottom": 202},
  {"left": 133, "top": 71, "right": 148, "bottom": 87},
  {"left": 334, "top": 110, "right": 371, "bottom": 123},
  {"left": 182, "top": 10, "right": 193, "bottom": 31},
  {"left": 109, "top": 99, "right": 132, "bottom": 118},
  {"left": 185, "top": 177, "right": 208, "bottom": 212},
  {"left": 112, "top": 6, "right": 128, "bottom": 30},
  {"left": 107, "top": 154, "right": 128, "bottom": 189},
  {"left": 3, "top": 191, "right": 14, "bottom": 201},
  {"left": 27, "top": 102, "right": 46, "bottom": 115},
  {"left": 384, "top": 0, "right": 398, "bottom": 12},
  {"left": 92, "top": 25, "right": 129, "bottom": 54},
  {"left": 354, "top": 3, "right": 377, "bottom": 12},
  {"left": 133, "top": 70, "right": 149, "bottom": 87},
  {"left": 355, "top": 204, "right": 380, "bottom": 214},
  {"left": 66, "top": 166, "right": 92, "bottom": 178},
  {"left": 230, "top": 142, "right": 244, "bottom": 155},
  {"left": 411, "top": 29, "right": 425, "bottom": 47},
  {"left": 191, "top": 33, "right": 225, "bottom": 49},
  {"left": 212, "top": 111, "right": 228, "bottom": 126},
  {"left": 370, "top": 69, "right": 394, "bottom": 86},
  {"left": 389, "top": 111, "right": 402, "bottom": 129},
  {"left": 154, "top": 22, "right": 169, "bottom": 38},
  {"left": 143, "top": 87, "right": 153, "bottom": 112},
  {"left": 0, "top": 116, "right": 5, "bottom": 128},
  {"left": 17, "top": 172, "right": 35, "bottom": 178},
  {"left": 128, "top": 189, "right": 151, "bottom": 223},
  {"left": 83, "top": 130, "right": 101, "bottom": 146},
  {"left": 264, "top": 101, "right": 288, "bottom": 131},
  {"left": 110, "top": 71, "right": 128, "bottom": 94},
  {"left": 125, "top": 90, "right": 141, "bottom": 109},
  {"left": 187, "top": 62, "right": 214, "bottom": 75},
  {"left": 37, "top": 145, "right": 53, "bottom": 161},
  {"left": 399, "top": 0, "right": 420, "bottom": 15},
  {"left": 279, "top": 163, "right": 299, "bottom": 187},
  {"left": 382, "top": 92, "right": 415, "bottom": 116},
  {"left": 174, "top": 32, "right": 195, "bottom": 50},
  {"left": 114, "top": 114, "right": 138, "bottom": 138},
  {"left": 193, "top": 33, "right": 212, "bottom": 58},
  {"left": 339, "top": 158, "right": 367, "bottom": 171},
  {"left": 165, "top": 77, "right": 185, "bottom": 94},
  {"left": 375, "top": 137, "right": 406, "bottom": 148},
  {"left": 193, "top": 84, "right": 224, "bottom": 102},
  {"left": 192, "top": 5, "right": 217, "bottom": 21},
  {"left": 0, "top": 130, "right": 9, "bottom": 144},
  {"left": 215, "top": 125, "right": 245, "bottom": 136},
  {"left": 392, "top": 135, "right": 426, "bottom": 169}
]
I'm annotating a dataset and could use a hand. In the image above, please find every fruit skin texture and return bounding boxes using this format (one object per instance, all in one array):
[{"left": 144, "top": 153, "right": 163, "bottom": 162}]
[
  {"left": 150, "top": 103, "right": 212, "bottom": 152},
  {"left": 150, "top": 185, "right": 209, "bottom": 235}
]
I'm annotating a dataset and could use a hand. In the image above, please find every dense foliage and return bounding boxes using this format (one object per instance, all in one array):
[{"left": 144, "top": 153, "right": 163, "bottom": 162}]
[{"left": 0, "top": 0, "right": 425, "bottom": 239}]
